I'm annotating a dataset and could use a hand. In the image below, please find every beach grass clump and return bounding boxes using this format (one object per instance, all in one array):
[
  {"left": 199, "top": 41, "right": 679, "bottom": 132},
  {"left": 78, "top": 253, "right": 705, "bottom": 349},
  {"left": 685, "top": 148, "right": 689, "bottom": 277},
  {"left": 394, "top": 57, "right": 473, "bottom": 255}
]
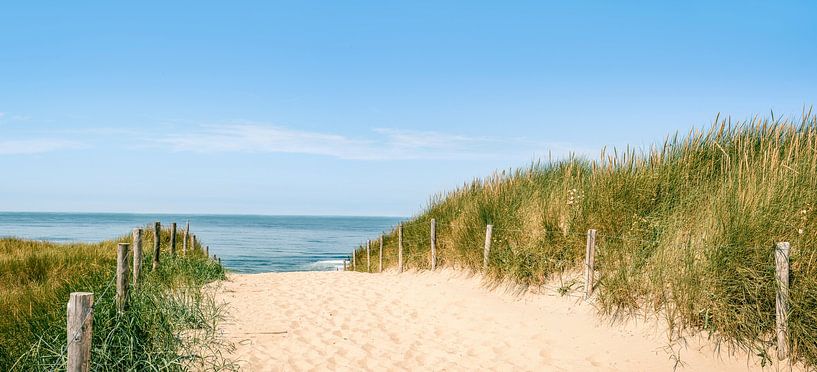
[
  {"left": 355, "top": 112, "right": 817, "bottom": 366},
  {"left": 0, "top": 225, "right": 233, "bottom": 371}
]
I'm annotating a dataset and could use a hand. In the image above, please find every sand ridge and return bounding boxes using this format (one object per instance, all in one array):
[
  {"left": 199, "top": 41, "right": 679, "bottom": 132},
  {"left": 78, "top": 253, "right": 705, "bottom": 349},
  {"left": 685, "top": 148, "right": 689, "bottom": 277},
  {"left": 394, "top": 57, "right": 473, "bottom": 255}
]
[{"left": 213, "top": 269, "right": 784, "bottom": 371}]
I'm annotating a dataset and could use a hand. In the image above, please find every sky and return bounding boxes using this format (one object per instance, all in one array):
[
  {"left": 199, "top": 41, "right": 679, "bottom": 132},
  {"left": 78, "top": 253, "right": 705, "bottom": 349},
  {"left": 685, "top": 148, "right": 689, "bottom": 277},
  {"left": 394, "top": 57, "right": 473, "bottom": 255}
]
[{"left": 1, "top": 1, "right": 815, "bottom": 216}]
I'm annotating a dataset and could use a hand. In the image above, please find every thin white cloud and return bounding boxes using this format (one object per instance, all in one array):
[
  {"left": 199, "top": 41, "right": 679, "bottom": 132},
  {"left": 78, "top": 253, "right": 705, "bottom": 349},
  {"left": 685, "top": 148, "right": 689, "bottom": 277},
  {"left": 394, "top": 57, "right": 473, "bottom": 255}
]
[
  {"left": 0, "top": 139, "right": 83, "bottom": 155},
  {"left": 157, "top": 123, "right": 580, "bottom": 160}
]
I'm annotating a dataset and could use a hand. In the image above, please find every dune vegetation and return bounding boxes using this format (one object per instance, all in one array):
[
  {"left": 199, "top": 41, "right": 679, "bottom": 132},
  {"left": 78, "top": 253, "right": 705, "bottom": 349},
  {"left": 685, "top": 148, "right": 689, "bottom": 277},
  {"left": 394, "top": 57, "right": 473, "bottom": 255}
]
[
  {"left": 0, "top": 226, "right": 233, "bottom": 371},
  {"left": 354, "top": 112, "right": 817, "bottom": 366}
]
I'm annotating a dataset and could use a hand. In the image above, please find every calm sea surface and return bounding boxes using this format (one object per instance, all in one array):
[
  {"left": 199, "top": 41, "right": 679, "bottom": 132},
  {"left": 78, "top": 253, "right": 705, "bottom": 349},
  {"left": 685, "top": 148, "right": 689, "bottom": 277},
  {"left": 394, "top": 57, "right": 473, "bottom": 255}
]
[{"left": 0, "top": 212, "right": 403, "bottom": 273}]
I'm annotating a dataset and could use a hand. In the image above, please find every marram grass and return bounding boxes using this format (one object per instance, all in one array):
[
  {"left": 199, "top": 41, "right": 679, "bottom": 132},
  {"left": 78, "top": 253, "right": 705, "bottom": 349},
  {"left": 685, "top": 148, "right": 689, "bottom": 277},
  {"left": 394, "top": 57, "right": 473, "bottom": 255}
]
[
  {"left": 0, "top": 226, "right": 235, "bottom": 371},
  {"left": 355, "top": 112, "right": 817, "bottom": 366}
]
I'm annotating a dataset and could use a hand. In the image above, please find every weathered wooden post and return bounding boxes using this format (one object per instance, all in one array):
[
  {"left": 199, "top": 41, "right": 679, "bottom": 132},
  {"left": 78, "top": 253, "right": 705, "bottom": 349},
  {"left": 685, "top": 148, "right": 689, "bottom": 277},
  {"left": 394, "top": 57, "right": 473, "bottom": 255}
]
[
  {"left": 152, "top": 221, "right": 161, "bottom": 271},
  {"left": 170, "top": 222, "right": 177, "bottom": 256},
  {"left": 182, "top": 221, "right": 189, "bottom": 256},
  {"left": 218, "top": 256, "right": 221, "bottom": 266},
  {"left": 398, "top": 223, "right": 404, "bottom": 273},
  {"left": 132, "top": 228, "right": 143, "bottom": 289},
  {"left": 67, "top": 292, "right": 93, "bottom": 372},
  {"left": 206, "top": 245, "right": 209, "bottom": 257},
  {"left": 352, "top": 251, "right": 356, "bottom": 271},
  {"left": 584, "top": 229, "right": 597, "bottom": 299},
  {"left": 192, "top": 234, "right": 197, "bottom": 253},
  {"left": 430, "top": 218, "right": 437, "bottom": 270},
  {"left": 379, "top": 235, "right": 384, "bottom": 273},
  {"left": 775, "top": 242, "right": 790, "bottom": 360},
  {"left": 483, "top": 224, "right": 493, "bottom": 270},
  {"left": 116, "top": 243, "right": 129, "bottom": 313},
  {"left": 367, "top": 240, "right": 371, "bottom": 273}
]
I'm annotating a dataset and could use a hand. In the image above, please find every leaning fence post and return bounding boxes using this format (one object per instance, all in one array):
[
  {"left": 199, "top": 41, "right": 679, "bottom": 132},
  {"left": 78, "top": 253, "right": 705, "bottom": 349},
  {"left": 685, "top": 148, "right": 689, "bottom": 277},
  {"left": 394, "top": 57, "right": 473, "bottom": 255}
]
[
  {"left": 398, "top": 223, "right": 404, "bottom": 273},
  {"left": 430, "top": 218, "right": 437, "bottom": 270},
  {"left": 67, "top": 292, "right": 93, "bottom": 372},
  {"left": 483, "top": 224, "right": 493, "bottom": 270},
  {"left": 584, "top": 229, "right": 597, "bottom": 299},
  {"left": 367, "top": 240, "right": 371, "bottom": 273},
  {"left": 152, "top": 221, "right": 161, "bottom": 271},
  {"left": 775, "top": 242, "right": 790, "bottom": 360},
  {"left": 132, "top": 228, "right": 143, "bottom": 289},
  {"left": 379, "top": 235, "right": 384, "bottom": 273},
  {"left": 116, "top": 243, "right": 129, "bottom": 313},
  {"left": 170, "top": 222, "right": 177, "bottom": 256}
]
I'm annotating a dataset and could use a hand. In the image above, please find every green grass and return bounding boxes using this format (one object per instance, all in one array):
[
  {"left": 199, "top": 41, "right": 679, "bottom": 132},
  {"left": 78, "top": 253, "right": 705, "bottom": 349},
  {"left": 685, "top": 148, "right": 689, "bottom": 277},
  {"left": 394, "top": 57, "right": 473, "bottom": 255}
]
[
  {"left": 0, "top": 226, "right": 235, "bottom": 371},
  {"left": 354, "top": 112, "right": 817, "bottom": 366}
]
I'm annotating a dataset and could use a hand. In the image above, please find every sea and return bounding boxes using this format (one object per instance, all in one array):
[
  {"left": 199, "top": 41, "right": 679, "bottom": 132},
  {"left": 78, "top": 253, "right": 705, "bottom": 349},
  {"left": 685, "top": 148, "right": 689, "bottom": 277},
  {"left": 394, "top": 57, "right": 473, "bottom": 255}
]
[{"left": 0, "top": 212, "right": 404, "bottom": 273}]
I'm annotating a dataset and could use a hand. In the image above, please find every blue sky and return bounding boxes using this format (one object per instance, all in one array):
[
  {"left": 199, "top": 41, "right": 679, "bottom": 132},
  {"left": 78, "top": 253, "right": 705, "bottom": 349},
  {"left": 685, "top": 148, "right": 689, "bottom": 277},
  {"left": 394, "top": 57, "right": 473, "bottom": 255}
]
[{"left": 1, "top": 1, "right": 815, "bottom": 216}]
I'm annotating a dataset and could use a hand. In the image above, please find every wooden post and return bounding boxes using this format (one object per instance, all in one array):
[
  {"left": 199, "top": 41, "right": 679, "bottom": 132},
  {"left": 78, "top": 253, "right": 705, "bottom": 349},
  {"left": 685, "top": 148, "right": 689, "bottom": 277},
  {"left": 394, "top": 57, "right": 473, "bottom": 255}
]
[
  {"left": 379, "top": 235, "right": 384, "bottom": 273},
  {"left": 352, "top": 251, "right": 356, "bottom": 271},
  {"left": 152, "top": 221, "right": 160, "bottom": 271},
  {"left": 67, "top": 292, "right": 93, "bottom": 372},
  {"left": 584, "top": 229, "right": 597, "bottom": 299},
  {"left": 398, "top": 223, "right": 404, "bottom": 273},
  {"left": 182, "top": 221, "right": 189, "bottom": 256},
  {"left": 775, "top": 242, "right": 790, "bottom": 360},
  {"left": 218, "top": 256, "right": 221, "bottom": 266},
  {"left": 430, "top": 219, "right": 437, "bottom": 270},
  {"left": 192, "top": 234, "right": 197, "bottom": 253},
  {"left": 366, "top": 240, "right": 371, "bottom": 273},
  {"left": 206, "top": 245, "right": 209, "bottom": 257},
  {"left": 132, "top": 228, "right": 143, "bottom": 289},
  {"left": 483, "top": 224, "right": 493, "bottom": 270},
  {"left": 116, "top": 243, "right": 129, "bottom": 313},
  {"left": 170, "top": 222, "right": 177, "bottom": 256}
]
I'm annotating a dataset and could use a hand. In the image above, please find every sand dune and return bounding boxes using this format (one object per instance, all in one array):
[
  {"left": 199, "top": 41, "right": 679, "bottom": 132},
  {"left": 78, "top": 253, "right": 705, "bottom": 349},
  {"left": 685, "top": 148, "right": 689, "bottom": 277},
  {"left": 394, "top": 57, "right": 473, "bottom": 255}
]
[{"left": 213, "top": 269, "right": 788, "bottom": 371}]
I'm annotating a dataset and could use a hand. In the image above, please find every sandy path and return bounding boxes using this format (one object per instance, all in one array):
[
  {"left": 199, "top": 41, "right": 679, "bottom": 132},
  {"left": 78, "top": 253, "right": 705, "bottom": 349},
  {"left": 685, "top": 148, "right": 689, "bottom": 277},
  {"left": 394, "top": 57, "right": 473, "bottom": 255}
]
[{"left": 214, "top": 269, "right": 781, "bottom": 371}]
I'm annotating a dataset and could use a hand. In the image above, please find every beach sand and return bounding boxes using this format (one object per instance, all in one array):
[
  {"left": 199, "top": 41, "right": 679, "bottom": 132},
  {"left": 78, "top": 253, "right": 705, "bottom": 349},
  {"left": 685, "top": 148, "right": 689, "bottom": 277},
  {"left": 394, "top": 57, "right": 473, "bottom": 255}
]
[{"left": 213, "top": 269, "right": 787, "bottom": 371}]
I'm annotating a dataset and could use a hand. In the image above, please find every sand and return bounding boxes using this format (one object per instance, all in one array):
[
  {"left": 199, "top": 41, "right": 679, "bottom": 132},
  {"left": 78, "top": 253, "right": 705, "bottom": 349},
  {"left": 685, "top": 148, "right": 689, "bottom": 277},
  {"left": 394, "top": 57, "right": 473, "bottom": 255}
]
[{"left": 213, "top": 269, "right": 790, "bottom": 371}]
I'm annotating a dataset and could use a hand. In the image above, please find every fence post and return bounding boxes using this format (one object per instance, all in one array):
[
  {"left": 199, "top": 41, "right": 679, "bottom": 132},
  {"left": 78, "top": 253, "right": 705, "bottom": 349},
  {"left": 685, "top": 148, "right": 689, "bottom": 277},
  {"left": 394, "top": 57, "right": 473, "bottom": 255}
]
[
  {"left": 67, "top": 292, "right": 93, "bottom": 372},
  {"left": 116, "top": 243, "right": 130, "bottom": 313},
  {"left": 192, "top": 234, "right": 197, "bottom": 253},
  {"left": 584, "top": 229, "right": 597, "bottom": 299},
  {"left": 218, "top": 256, "right": 221, "bottom": 266},
  {"left": 183, "top": 221, "right": 189, "bottom": 256},
  {"left": 483, "top": 224, "right": 493, "bottom": 270},
  {"left": 431, "top": 219, "right": 437, "bottom": 270},
  {"left": 367, "top": 240, "right": 371, "bottom": 273},
  {"left": 152, "top": 221, "right": 161, "bottom": 271},
  {"left": 379, "top": 235, "right": 384, "bottom": 273},
  {"left": 132, "top": 228, "right": 143, "bottom": 289},
  {"left": 775, "top": 242, "right": 790, "bottom": 360},
  {"left": 170, "top": 222, "right": 177, "bottom": 256},
  {"left": 352, "top": 251, "right": 356, "bottom": 271},
  {"left": 398, "top": 223, "right": 404, "bottom": 273},
  {"left": 206, "top": 245, "right": 209, "bottom": 257}
]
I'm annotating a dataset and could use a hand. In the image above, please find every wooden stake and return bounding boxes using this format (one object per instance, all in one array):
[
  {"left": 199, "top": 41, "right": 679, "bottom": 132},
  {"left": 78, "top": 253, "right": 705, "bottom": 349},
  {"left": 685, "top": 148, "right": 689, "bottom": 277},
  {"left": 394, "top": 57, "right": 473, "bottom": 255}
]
[
  {"left": 367, "top": 240, "right": 371, "bottom": 273},
  {"left": 206, "top": 245, "right": 209, "bottom": 257},
  {"left": 352, "top": 251, "right": 356, "bottom": 271},
  {"left": 67, "top": 292, "right": 93, "bottom": 372},
  {"left": 483, "top": 224, "right": 493, "bottom": 270},
  {"left": 182, "top": 221, "right": 189, "bottom": 256},
  {"left": 398, "top": 223, "right": 404, "bottom": 273},
  {"left": 192, "top": 234, "right": 197, "bottom": 253},
  {"left": 584, "top": 229, "right": 597, "bottom": 299},
  {"left": 775, "top": 241, "right": 790, "bottom": 360},
  {"left": 116, "top": 243, "right": 129, "bottom": 313},
  {"left": 430, "top": 219, "right": 437, "bottom": 270},
  {"left": 152, "top": 221, "right": 160, "bottom": 271},
  {"left": 379, "top": 235, "right": 384, "bottom": 273},
  {"left": 132, "top": 228, "right": 142, "bottom": 289},
  {"left": 170, "top": 222, "right": 177, "bottom": 256}
]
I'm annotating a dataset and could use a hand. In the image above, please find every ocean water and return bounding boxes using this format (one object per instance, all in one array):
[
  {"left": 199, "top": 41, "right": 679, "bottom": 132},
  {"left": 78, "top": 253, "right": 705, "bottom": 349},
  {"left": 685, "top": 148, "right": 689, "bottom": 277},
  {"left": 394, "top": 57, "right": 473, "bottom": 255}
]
[{"left": 0, "top": 212, "right": 403, "bottom": 273}]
